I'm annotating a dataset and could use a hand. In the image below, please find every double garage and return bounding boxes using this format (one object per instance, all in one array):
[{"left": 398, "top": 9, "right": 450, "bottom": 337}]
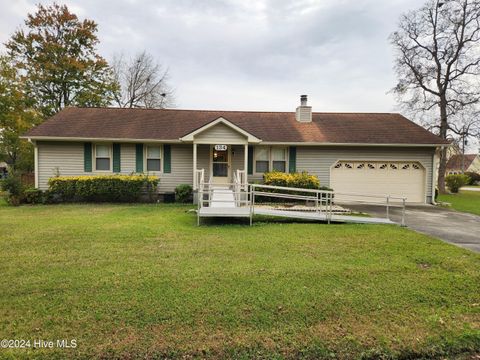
[
  {"left": 295, "top": 147, "right": 434, "bottom": 204},
  {"left": 330, "top": 160, "right": 426, "bottom": 203}
]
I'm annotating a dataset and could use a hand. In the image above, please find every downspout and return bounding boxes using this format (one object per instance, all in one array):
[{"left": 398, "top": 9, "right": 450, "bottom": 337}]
[
  {"left": 28, "top": 138, "right": 39, "bottom": 189},
  {"left": 431, "top": 147, "right": 440, "bottom": 205}
]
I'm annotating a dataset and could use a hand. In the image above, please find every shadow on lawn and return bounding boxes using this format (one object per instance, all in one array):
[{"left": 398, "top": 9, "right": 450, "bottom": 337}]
[{"left": 198, "top": 215, "right": 347, "bottom": 226}]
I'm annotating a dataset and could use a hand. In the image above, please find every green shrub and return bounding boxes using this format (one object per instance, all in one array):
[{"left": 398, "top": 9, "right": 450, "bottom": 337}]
[
  {"left": 175, "top": 184, "right": 193, "bottom": 203},
  {"left": 42, "top": 190, "right": 60, "bottom": 204},
  {"left": 465, "top": 172, "right": 480, "bottom": 185},
  {"left": 48, "top": 175, "right": 159, "bottom": 202},
  {"left": 23, "top": 188, "right": 44, "bottom": 204},
  {"left": 0, "top": 171, "right": 24, "bottom": 206},
  {"left": 445, "top": 174, "right": 470, "bottom": 193},
  {"left": 263, "top": 171, "right": 320, "bottom": 189},
  {"left": 260, "top": 171, "right": 322, "bottom": 203}
]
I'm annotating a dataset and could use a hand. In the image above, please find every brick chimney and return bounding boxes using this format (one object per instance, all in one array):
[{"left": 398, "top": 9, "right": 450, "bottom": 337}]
[{"left": 295, "top": 95, "right": 312, "bottom": 122}]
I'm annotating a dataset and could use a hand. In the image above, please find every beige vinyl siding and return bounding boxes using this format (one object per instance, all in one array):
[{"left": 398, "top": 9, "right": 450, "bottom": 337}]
[
  {"left": 196, "top": 144, "right": 210, "bottom": 183},
  {"left": 157, "top": 144, "right": 193, "bottom": 192},
  {"left": 37, "top": 142, "right": 193, "bottom": 192},
  {"left": 248, "top": 174, "right": 264, "bottom": 182},
  {"left": 469, "top": 157, "right": 480, "bottom": 173},
  {"left": 120, "top": 143, "right": 136, "bottom": 173},
  {"left": 37, "top": 142, "right": 435, "bottom": 202},
  {"left": 296, "top": 146, "right": 435, "bottom": 202},
  {"left": 37, "top": 141, "right": 85, "bottom": 189},
  {"left": 231, "top": 145, "right": 245, "bottom": 173},
  {"left": 194, "top": 123, "right": 247, "bottom": 144}
]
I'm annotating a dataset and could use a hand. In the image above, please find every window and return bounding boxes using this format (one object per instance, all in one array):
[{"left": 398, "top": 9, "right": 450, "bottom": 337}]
[
  {"left": 95, "top": 144, "right": 111, "bottom": 171},
  {"left": 255, "top": 147, "right": 269, "bottom": 173},
  {"left": 272, "top": 148, "right": 286, "bottom": 172},
  {"left": 254, "top": 147, "right": 288, "bottom": 173},
  {"left": 146, "top": 145, "right": 161, "bottom": 171}
]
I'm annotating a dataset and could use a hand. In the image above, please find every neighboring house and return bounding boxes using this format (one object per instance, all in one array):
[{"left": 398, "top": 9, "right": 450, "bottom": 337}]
[
  {"left": 22, "top": 96, "right": 448, "bottom": 203},
  {"left": 0, "top": 162, "right": 7, "bottom": 179},
  {"left": 446, "top": 154, "right": 480, "bottom": 175}
]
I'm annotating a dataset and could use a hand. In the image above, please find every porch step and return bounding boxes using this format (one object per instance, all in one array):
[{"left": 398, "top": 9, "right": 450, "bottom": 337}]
[{"left": 210, "top": 187, "right": 236, "bottom": 208}]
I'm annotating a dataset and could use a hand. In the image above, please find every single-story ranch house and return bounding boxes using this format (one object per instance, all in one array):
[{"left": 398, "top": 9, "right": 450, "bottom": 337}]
[{"left": 23, "top": 96, "right": 448, "bottom": 203}]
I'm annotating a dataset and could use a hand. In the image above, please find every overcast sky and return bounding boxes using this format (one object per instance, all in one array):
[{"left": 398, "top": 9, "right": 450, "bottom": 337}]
[{"left": 0, "top": 0, "right": 426, "bottom": 113}]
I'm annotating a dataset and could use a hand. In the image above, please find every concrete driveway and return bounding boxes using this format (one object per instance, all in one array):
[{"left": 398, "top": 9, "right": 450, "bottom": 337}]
[
  {"left": 462, "top": 186, "right": 480, "bottom": 192},
  {"left": 345, "top": 203, "right": 480, "bottom": 253}
]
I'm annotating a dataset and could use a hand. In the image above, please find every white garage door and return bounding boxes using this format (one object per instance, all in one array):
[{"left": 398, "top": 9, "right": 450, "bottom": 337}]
[{"left": 330, "top": 161, "right": 426, "bottom": 203}]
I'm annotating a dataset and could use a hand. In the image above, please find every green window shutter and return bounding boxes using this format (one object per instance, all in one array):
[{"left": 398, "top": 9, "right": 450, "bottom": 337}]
[
  {"left": 113, "top": 143, "right": 121, "bottom": 173},
  {"left": 84, "top": 142, "right": 92, "bottom": 172},
  {"left": 163, "top": 144, "right": 171, "bottom": 173},
  {"left": 135, "top": 144, "right": 144, "bottom": 173},
  {"left": 289, "top": 146, "right": 297, "bottom": 173},
  {"left": 247, "top": 146, "right": 253, "bottom": 175}
]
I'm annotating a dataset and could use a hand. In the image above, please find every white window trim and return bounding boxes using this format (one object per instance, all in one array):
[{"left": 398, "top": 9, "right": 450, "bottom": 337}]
[
  {"left": 144, "top": 144, "right": 163, "bottom": 174},
  {"left": 254, "top": 146, "right": 288, "bottom": 175},
  {"left": 93, "top": 143, "right": 112, "bottom": 172}
]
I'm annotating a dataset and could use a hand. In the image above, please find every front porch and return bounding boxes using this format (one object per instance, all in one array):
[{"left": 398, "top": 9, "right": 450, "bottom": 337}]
[
  {"left": 179, "top": 116, "right": 262, "bottom": 192},
  {"left": 192, "top": 144, "right": 249, "bottom": 190}
]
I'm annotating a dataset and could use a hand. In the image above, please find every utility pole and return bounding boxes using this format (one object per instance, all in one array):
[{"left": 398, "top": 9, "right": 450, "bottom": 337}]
[{"left": 461, "top": 127, "right": 465, "bottom": 174}]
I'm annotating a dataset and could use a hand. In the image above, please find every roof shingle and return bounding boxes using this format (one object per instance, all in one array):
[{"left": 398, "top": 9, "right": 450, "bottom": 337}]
[
  {"left": 446, "top": 154, "right": 478, "bottom": 170},
  {"left": 24, "top": 107, "right": 448, "bottom": 145}
]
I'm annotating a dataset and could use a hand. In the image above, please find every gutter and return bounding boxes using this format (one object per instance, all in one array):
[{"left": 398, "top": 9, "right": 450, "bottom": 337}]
[
  {"left": 20, "top": 136, "right": 449, "bottom": 148},
  {"left": 258, "top": 141, "right": 449, "bottom": 147},
  {"left": 20, "top": 136, "right": 183, "bottom": 144}
]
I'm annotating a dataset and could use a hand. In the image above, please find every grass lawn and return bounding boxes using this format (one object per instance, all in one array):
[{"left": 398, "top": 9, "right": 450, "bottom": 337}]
[
  {"left": 0, "top": 202, "right": 479, "bottom": 359},
  {"left": 438, "top": 190, "right": 480, "bottom": 216}
]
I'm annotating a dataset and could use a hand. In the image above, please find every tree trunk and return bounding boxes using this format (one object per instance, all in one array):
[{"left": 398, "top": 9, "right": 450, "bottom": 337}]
[{"left": 437, "top": 95, "right": 449, "bottom": 193}]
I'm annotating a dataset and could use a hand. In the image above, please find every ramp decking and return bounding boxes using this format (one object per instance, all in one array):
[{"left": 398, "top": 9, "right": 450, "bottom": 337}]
[{"left": 198, "top": 206, "right": 394, "bottom": 224}]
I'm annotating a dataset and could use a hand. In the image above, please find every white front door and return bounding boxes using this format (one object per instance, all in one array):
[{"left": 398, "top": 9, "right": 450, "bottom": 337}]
[{"left": 211, "top": 145, "right": 231, "bottom": 185}]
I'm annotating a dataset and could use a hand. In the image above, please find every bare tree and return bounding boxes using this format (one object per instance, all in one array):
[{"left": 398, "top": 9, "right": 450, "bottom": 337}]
[
  {"left": 390, "top": 0, "right": 480, "bottom": 193},
  {"left": 449, "top": 109, "right": 480, "bottom": 170},
  {"left": 112, "top": 51, "right": 174, "bottom": 109}
]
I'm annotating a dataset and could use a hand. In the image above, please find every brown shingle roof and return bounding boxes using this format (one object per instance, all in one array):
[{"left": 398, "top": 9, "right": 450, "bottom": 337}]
[
  {"left": 24, "top": 107, "right": 448, "bottom": 145},
  {"left": 446, "top": 154, "right": 478, "bottom": 170}
]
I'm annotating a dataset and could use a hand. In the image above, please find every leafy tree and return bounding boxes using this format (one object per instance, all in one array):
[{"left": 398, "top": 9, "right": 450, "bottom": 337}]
[
  {"left": 5, "top": 3, "right": 117, "bottom": 117},
  {"left": 390, "top": 0, "right": 480, "bottom": 193},
  {"left": 0, "top": 56, "right": 41, "bottom": 171}
]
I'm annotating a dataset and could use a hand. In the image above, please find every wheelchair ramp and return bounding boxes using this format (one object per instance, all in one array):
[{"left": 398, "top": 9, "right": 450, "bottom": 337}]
[{"left": 253, "top": 208, "right": 395, "bottom": 224}]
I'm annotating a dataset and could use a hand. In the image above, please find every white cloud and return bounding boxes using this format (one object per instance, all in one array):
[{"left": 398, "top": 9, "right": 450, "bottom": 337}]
[{"left": 0, "top": 0, "right": 420, "bottom": 113}]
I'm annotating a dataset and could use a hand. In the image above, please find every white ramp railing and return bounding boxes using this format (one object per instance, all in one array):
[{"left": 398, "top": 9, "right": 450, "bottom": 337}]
[
  {"left": 194, "top": 168, "right": 204, "bottom": 191},
  {"left": 249, "top": 184, "right": 407, "bottom": 226},
  {"left": 195, "top": 172, "right": 407, "bottom": 227},
  {"left": 250, "top": 184, "right": 335, "bottom": 224}
]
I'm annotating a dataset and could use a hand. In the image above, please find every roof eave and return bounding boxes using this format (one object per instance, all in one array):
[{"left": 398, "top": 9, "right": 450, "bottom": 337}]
[
  {"left": 20, "top": 136, "right": 448, "bottom": 147},
  {"left": 259, "top": 141, "right": 449, "bottom": 147},
  {"left": 19, "top": 135, "right": 183, "bottom": 143}
]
